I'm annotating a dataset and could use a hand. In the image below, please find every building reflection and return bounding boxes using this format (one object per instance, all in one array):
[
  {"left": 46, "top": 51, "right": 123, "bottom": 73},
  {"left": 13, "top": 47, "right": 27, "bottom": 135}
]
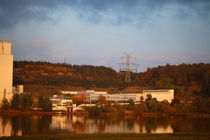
[
  {"left": 49, "top": 115, "right": 174, "bottom": 134},
  {"left": 0, "top": 116, "right": 22, "bottom": 137},
  {"left": 1, "top": 115, "right": 210, "bottom": 137},
  {"left": 0, "top": 116, "right": 12, "bottom": 136}
]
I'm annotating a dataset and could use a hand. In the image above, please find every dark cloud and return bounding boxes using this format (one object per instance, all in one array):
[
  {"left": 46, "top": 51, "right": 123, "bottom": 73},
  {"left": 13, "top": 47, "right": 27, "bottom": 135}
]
[{"left": 0, "top": 0, "right": 209, "bottom": 29}]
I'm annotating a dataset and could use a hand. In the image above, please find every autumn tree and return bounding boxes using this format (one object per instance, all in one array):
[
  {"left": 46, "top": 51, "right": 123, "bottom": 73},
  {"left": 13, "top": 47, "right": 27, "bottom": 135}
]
[
  {"left": 97, "top": 95, "right": 107, "bottom": 105},
  {"left": 21, "top": 94, "right": 33, "bottom": 110},
  {"left": 203, "top": 70, "right": 210, "bottom": 97},
  {"left": 71, "top": 94, "right": 87, "bottom": 105},
  {"left": 1, "top": 98, "right": 10, "bottom": 109}
]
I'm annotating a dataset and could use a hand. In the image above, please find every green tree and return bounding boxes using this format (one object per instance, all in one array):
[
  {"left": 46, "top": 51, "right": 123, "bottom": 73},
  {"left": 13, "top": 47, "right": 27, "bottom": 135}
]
[
  {"left": 140, "top": 96, "right": 144, "bottom": 104},
  {"left": 145, "top": 94, "right": 158, "bottom": 112},
  {"left": 128, "top": 99, "right": 135, "bottom": 105},
  {"left": 38, "top": 96, "right": 44, "bottom": 108},
  {"left": 38, "top": 96, "right": 52, "bottom": 111},
  {"left": 21, "top": 94, "right": 33, "bottom": 110},
  {"left": 171, "top": 98, "right": 180, "bottom": 106},
  {"left": 1, "top": 98, "right": 10, "bottom": 109},
  {"left": 11, "top": 94, "right": 21, "bottom": 109}
]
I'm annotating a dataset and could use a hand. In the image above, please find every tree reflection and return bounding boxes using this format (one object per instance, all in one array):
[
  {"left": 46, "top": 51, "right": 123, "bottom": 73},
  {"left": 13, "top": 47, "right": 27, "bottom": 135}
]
[
  {"left": 141, "top": 118, "right": 172, "bottom": 133},
  {"left": 1, "top": 115, "right": 210, "bottom": 136},
  {"left": 37, "top": 115, "right": 52, "bottom": 133},
  {"left": 11, "top": 116, "right": 22, "bottom": 136},
  {"left": 126, "top": 119, "right": 135, "bottom": 130}
]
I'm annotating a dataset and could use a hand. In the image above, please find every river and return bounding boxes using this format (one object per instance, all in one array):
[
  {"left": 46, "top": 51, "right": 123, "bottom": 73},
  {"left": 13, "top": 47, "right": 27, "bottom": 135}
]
[{"left": 0, "top": 115, "right": 210, "bottom": 137}]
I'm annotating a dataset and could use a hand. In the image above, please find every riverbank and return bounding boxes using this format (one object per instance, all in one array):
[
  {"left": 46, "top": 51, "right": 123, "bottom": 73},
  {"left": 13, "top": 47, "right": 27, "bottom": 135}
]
[
  {"left": 0, "top": 109, "right": 63, "bottom": 115},
  {"left": 1, "top": 109, "right": 210, "bottom": 118},
  {"left": 95, "top": 111, "right": 210, "bottom": 118},
  {"left": 1, "top": 133, "right": 210, "bottom": 140}
]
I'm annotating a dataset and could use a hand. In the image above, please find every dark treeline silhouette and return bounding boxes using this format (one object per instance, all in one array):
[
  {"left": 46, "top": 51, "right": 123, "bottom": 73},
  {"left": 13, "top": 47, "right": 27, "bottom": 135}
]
[{"left": 13, "top": 61, "right": 210, "bottom": 97}]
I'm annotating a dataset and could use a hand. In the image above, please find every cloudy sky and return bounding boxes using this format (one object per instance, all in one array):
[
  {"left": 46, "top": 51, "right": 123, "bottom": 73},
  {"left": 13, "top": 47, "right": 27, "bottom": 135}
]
[{"left": 0, "top": 0, "right": 210, "bottom": 71}]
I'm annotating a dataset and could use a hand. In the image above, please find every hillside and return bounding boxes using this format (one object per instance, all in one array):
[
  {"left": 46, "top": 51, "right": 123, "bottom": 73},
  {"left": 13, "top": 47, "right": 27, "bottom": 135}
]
[
  {"left": 140, "top": 63, "right": 210, "bottom": 99},
  {"left": 13, "top": 61, "right": 210, "bottom": 98},
  {"left": 13, "top": 61, "right": 125, "bottom": 96}
]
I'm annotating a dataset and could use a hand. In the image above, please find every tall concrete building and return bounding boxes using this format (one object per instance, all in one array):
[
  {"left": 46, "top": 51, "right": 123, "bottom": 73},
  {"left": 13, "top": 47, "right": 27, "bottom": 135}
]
[{"left": 0, "top": 40, "right": 13, "bottom": 106}]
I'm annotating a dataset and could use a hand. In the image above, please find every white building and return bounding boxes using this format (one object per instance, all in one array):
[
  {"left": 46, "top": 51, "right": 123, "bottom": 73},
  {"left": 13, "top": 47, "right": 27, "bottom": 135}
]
[
  {"left": 60, "top": 89, "right": 174, "bottom": 104},
  {"left": 0, "top": 40, "right": 13, "bottom": 106},
  {"left": 13, "top": 85, "right": 24, "bottom": 95},
  {"left": 142, "top": 89, "right": 174, "bottom": 103},
  {"left": 89, "top": 89, "right": 174, "bottom": 103},
  {"left": 90, "top": 93, "right": 136, "bottom": 103},
  {"left": 50, "top": 95, "right": 73, "bottom": 112}
]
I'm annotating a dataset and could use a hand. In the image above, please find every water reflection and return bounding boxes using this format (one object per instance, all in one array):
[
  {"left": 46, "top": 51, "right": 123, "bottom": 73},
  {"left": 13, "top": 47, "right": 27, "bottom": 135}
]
[
  {"left": 0, "top": 116, "right": 12, "bottom": 136},
  {"left": 1, "top": 115, "right": 210, "bottom": 137}
]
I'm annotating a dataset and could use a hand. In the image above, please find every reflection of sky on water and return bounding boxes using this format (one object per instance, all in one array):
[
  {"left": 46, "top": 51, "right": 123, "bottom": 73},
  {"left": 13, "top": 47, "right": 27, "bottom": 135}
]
[{"left": 1, "top": 115, "right": 210, "bottom": 137}]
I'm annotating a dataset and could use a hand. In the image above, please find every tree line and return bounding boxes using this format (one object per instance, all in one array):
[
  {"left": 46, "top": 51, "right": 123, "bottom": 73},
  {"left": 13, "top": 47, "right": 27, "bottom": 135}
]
[
  {"left": 1, "top": 94, "right": 52, "bottom": 111},
  {"left": 86, "top": 94, "right": 210, "bottom": 116},
  {"left": 13, "top": 61, "right": 210, "bottom": 97}
]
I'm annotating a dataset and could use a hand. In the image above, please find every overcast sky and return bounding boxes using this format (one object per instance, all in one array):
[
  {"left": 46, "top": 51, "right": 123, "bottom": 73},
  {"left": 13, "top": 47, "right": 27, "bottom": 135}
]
[{"left": 0, "top": 0, "right": 210, "bottom": 71}]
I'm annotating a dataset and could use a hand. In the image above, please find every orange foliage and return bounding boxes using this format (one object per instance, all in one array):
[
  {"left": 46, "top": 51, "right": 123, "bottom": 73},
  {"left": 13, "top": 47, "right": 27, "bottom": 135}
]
[{"left": 97, "top": 96, "right": 107, "bottom": 105}]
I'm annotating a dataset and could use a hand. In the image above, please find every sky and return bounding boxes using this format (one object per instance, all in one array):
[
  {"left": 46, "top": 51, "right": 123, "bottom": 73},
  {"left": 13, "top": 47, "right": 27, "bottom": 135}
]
[{"left": 0, "top": 0, "right": 210, "bottom": 71}]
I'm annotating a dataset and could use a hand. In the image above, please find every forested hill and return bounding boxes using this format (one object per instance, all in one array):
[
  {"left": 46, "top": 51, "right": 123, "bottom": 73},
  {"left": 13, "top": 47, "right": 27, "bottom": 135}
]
[
  {"left": 13, "top": 61, "right": 210, "bottom": 97},
  {"left": 140, "top": 64, "right": 210, "bottom": 97},
  {"left": 13, "top": 61, "right": 122, "bottom": 89}
]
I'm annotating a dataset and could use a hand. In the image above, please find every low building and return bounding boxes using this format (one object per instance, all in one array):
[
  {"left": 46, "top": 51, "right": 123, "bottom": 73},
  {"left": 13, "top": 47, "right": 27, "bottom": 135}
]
[
  {"left": 50, "top": 95, "right": 73, "bottom": 113},
  {"left": 60, "top": 89, "right": 174, "bottom": 104},
  {"left": 13, "top": 85, "right": 24, "bottom": 94},
  {"left": 90, "top": 93, "right": 137, "bottom": 103},
  {"left": 142, "top": 89, "right": 174, "bottom": 103}
]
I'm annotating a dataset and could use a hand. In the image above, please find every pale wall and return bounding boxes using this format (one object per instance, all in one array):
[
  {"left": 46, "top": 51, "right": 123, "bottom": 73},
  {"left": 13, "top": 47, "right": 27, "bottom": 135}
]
[
  {"left": 0, "top": 55, "right": 13, "bottom": 102},
  {"left": 0, "top": 41, "right": 11, "bottom": 55},
  {"left": 142, "top": 90, "right": 174, "bottom": 103}
]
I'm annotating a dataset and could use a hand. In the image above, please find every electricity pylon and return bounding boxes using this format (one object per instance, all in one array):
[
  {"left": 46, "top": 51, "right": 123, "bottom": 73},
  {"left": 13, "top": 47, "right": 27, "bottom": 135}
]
[{"left": 119, "top": 53, "right": 137, "bottom": 82}]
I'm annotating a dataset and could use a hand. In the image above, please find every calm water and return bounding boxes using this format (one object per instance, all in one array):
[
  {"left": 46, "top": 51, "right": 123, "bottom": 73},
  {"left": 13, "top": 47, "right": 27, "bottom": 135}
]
[{"left": 1, "top": 115, "right": 210, "bottom": 137}]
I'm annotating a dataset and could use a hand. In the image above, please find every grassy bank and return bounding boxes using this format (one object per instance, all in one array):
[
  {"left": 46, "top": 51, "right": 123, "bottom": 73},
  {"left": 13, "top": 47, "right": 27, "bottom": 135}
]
[{"left": 1, "top": 133, "right": 210, "bottom": 140}]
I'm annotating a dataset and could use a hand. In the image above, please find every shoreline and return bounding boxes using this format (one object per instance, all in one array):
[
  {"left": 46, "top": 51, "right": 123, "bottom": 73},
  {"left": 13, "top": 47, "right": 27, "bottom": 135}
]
[
  {"left": 0, "top": 109, "right": 63, "bottom": 115},
  {"left": 1, "top": 109, "right": 210, "bottom": 118}
]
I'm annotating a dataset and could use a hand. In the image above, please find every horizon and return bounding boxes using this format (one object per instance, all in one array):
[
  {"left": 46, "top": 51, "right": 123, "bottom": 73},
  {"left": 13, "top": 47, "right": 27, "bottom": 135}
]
[
  {"left": 14, "top": 59, "right": 210, "bottom": 73},
  {"left": 1, "top": 0, "right": 210, "bottom": 72}
]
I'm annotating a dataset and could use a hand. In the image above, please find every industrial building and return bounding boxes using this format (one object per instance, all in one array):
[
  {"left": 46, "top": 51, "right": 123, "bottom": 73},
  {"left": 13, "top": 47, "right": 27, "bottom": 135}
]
[
  {"left": 60, "top": 89, "right": 174, "bottom": 104},
  {"left": 51, "top": 89, "right": 174, "bottom": 112},
  {"left": 90, "top": 89, "right": 174, "bottom": 103},
  {"left": 0, "top": 40, "right": 13, "bottom": 106},
  {"left": 142, "top": 90, "right": 174, "bottom": 103}
]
